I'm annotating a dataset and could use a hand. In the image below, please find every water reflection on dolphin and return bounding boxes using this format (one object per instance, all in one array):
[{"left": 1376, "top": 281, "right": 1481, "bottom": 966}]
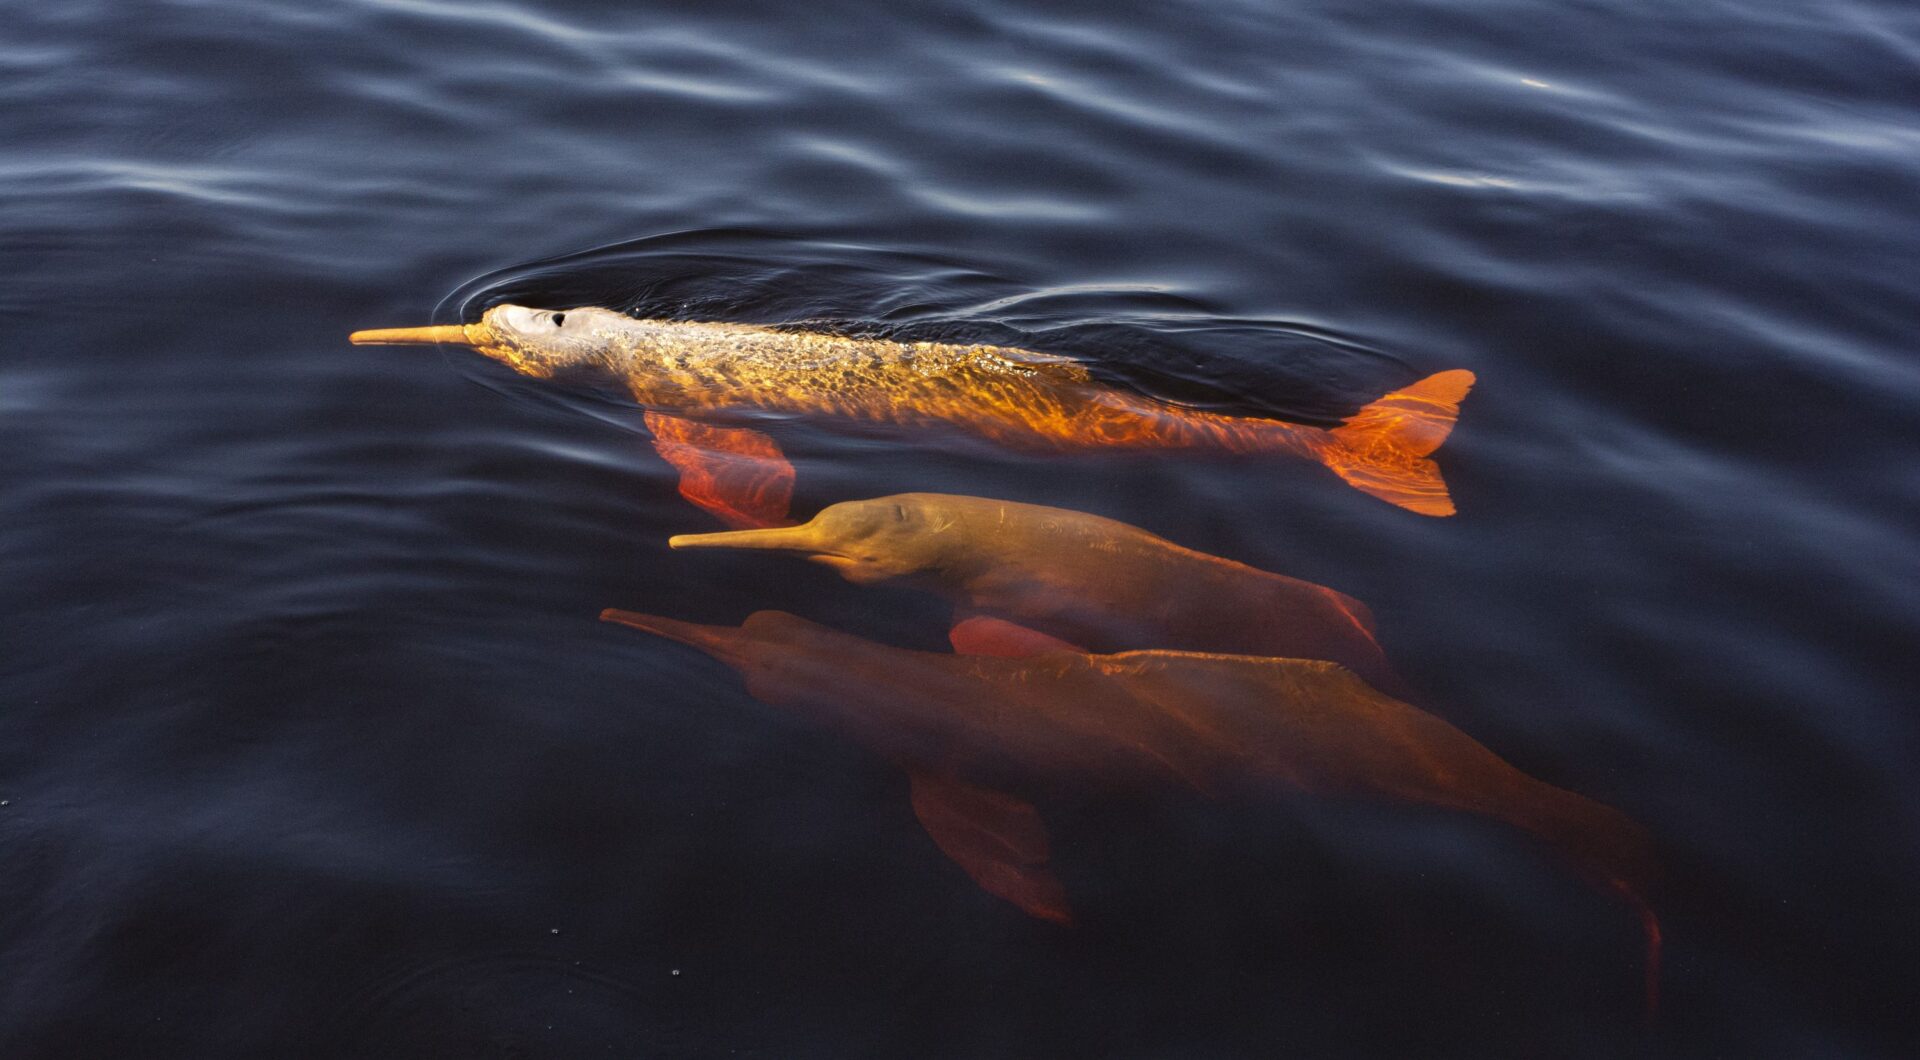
[
  {"left": 599, "top": 607, "right": 1661, "bottom": 1009},
  {"left": 352, "top": 305, "right": 1475, "bottom": 517},
  {"left": 670, "top": 492, "right": 1405, "bottom": 693}
]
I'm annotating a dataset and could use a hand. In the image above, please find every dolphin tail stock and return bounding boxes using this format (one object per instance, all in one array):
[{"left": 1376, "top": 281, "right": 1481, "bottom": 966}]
[
  {"left": 1608, "top": 877, "right": 1664, "bottom": 1024},
  {"left": 1318, "top": 369, "right": 1476, "bottom": 517},
  {"left": 1525, "top": 789, "right": 1664, "bottom": 1022},
  {"left": 1587, "top": 844, "right": 1665, "bottom": 1023}
]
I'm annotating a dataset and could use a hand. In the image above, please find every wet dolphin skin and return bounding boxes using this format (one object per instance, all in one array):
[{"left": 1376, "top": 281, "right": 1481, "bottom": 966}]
[
  {"left": 601, "top": 607, "right": 1662, "bottom": 1010},
  {"left": 352, "top": 304, "right": 1475, "bottom": 515},
  {"left": 669, "top": 492, "right": 1405, "bottom": 693}
]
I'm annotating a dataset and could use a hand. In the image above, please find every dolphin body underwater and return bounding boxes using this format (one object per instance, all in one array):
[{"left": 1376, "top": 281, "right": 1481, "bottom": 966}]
[
  {"left": 351, "top": 305, "right": 1477, "bottom": 520},
  {"left": 600, "top": 608, "right": 1663, "bottom": 1011},
  {"left": 669, "top": 492, "right": 1407, "bottom": 695}
]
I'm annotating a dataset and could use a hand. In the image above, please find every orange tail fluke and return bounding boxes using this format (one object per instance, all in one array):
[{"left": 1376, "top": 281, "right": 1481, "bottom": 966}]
[{"left": 1321, "top": 370, "right": 1475, "bottom": 517}]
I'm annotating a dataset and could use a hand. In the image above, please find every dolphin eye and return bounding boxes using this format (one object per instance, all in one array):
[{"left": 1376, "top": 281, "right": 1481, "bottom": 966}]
[{"left": 552, "top": 313, "right": 567, "bottom": 327}]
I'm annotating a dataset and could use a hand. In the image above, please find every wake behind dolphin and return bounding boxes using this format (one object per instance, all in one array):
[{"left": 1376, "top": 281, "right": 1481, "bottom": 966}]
[{"left": 352, "top": 305, "right": 1475, "bottom": 516}]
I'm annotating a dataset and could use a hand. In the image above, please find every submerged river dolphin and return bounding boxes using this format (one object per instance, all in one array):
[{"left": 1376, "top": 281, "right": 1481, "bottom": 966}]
[
  {"left": 669, "top": 492, "right": 1406, "bottom": 694},
  {"left": 600, "top": 607, "right": 1663, "bottom": 1012},
  {"left": 351, "top": 305, "right": 1476, "bottom": 518}
]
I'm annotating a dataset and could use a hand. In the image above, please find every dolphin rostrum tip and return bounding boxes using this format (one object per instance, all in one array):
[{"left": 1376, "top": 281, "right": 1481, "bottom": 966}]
[
  {"left": 668, "top": 526, "right": 813, "bottom": 552},
  {"left": 599, "top": 608, "right": 751, "bottom": 664},
  {"left": 600, "top": 607, "right": 685, "bottom": 635},
  {"left": 348, "top": 324, "right": 476, "bottom": 346},
  {"left": 599, "top": 607, "right": 677, "bottom": 638}
]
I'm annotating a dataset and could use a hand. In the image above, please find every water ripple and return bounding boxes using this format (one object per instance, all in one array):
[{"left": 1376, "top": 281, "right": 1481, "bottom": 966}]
[{"left": 3, "top": 0, "right": 1918, "bottom": 1053}]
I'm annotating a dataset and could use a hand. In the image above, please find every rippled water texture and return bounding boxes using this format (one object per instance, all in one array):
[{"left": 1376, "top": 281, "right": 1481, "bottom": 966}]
[{"left": 4, "top": 0, "right": 1918, "bottom": 1056}]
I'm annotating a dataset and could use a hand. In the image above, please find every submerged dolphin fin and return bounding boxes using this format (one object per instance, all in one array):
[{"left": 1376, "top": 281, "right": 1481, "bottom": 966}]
[
  {"left": 908, "top": 770, "right": 1073, "bottom": 926},
  {"left": 642, "top": 412, "right": 795, "bottom": 529},
  {"left": 1322, "top": 369, "right": 1476, "bottom": 517},
  {"left": 947, "top": 613, "right": 1086, "bottom": 658}
]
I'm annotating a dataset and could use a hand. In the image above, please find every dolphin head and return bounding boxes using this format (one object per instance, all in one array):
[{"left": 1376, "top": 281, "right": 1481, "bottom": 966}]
[
  {"left": 668, "top": 494, "right": 969, "bottom": 585},
  {"left": 351, "top": 304, "right": 631, "bottom": 379}
]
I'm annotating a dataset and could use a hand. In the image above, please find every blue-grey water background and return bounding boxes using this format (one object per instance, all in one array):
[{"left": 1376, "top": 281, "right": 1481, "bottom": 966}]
[{"left": 4, "top": 0, "right": 1918, "bottom": 1055}]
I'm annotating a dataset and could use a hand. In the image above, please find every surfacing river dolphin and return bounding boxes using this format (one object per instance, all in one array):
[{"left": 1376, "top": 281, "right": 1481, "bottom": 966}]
[
  {"left": 599, "top": 607, "right": 1663, "bottom": 1012},
  {"left": 351, "top": 305, "right": 1476, "bottom": 519},
  {"left": 668, "top": 492, "right": 1407, "bottom": 695}
]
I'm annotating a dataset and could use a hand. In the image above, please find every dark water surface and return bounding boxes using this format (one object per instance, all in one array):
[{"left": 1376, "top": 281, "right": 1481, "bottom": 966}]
[{"left": 5, "top": 0, "right": 1918, "bottom": 1055}]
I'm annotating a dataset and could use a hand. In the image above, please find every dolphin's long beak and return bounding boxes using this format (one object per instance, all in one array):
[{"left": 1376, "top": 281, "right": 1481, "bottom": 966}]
[
  {"left": 600, "top": 608, "right": 752, "bottom": 668},
  {"left": 668, "top": 525, "right": 821, "bottom": 554},
  {"left": 349, "top": 324, "right": 481, "bottom": 347}
]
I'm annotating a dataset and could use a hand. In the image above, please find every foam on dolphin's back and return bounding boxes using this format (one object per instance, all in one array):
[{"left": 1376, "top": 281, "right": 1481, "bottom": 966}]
[{"left": 1321, "top": 369, "right": 1476, "bottom": 517}]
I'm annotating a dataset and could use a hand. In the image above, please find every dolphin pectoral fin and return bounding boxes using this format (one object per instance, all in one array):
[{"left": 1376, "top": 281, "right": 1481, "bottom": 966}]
[
  {"left": 907, "top": 770, "right": 1073, "bottom": 926},
  {"left": 642, "top": 412, "right": 796, "bottom": 529},
  {"left": 947, "top": 613, "right": 1086, "bottom": 658}
]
